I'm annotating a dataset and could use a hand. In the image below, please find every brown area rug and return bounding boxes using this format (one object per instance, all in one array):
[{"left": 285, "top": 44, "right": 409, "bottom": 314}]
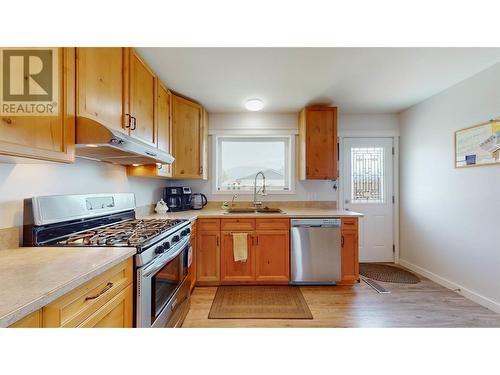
[
  {"left": 208, "top": 286, "right": 313, "bottom": 319},
  {"left": 360, "top": 263, "right": 420, "bottom": 284}
]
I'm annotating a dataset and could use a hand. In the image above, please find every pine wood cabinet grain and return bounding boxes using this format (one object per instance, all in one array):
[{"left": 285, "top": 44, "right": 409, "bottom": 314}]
[
  {"left": 196, "top": 221, "right": 220, "bottom": 284},
  {"left": 127, "top": 79, "right": 172, "bottom": 178},
  {"left": 338, "top": 218, "right": 359, "bottom": 285},
  {"left": 189, "top": 221, "right": 197, "bottom": 292},
  {"left": 218, "top": 218, "right": 290, "bottom": 284},
  {"left": 171, "top": 94, "right": 206, "bottom": 179},
  {"left": 43, "top": 258, "right": 133, "bottom": 327},
  {"left": 298, "top": 106, "right": 338, "bottom": 180},
  {"left": 0, "top": 47, "right": 75, "bottom": 163},
  {"left": 78, "top": 284, "right": 133, "bottom": 328},
  {"left": 8, "top": 309, "right": 42, "bottom": 328},
  {"left": 255, "top": 230, "right": 290, "bottom": 282},
  {"left": 129, "top": 49, "right": 156, "bottom": 146},
  {"left": 221, "top": 231, "right": 255, "bottom": 282},
  {"left": 76, "top": 47, "right": 128, "bottom": 134}
]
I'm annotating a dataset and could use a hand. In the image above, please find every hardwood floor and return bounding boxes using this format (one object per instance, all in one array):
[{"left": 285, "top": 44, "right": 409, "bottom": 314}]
[{"left": 182, "top": 275, "right": 500, "bottom": 327}]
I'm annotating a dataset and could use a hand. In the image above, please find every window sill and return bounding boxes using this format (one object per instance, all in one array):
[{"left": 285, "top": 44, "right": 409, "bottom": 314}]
[{"left": 212, "top": 190, "right": 296, "bottom": 195}]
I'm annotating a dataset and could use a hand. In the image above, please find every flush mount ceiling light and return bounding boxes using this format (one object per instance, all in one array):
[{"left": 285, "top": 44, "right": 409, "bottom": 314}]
[{"left": 245, "top": 98, "right": 264, "bottom": 111}]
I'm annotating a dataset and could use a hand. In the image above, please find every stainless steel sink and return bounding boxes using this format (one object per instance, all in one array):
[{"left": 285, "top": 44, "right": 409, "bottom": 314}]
[
  {"left": 255, "top": 207, "right": 285, "bottom": 213},
  {"left": 223, "top": 207, "right": 285, "bottom": 214}
]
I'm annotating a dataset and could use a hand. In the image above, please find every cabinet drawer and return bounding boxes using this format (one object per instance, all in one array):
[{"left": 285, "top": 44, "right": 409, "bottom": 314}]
[
  {"left": 78, "top": 284, "right": 133, "bottom": 328},
  {"left": 256, "top": 218, "right": 290, "bottom": 231},
  {"left": 197, "top": 219, "right": 220, "bottom": 231},
  {"left": 221, "top": 218, "right": 255, "bottom": 231},
  {"left": 43, "top": 258, "right": 133, "bottom": 327},
  {"left": 341, "top": 218, "right": 358, "bottom": 231}
]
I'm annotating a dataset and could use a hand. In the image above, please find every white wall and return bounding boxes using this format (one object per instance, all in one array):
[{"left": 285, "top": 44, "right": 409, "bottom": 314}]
[
  {"left": 0, "top": 158, "right": 166, "bottom": 229},
  {"left": 339, "top": 113, "right": 400, "bottom": 134},
  {"left": 399, "top": 62, "right": 500, "bottom": 312},
  {"left": 172, "top": 112, "right": 399, "bottom": 202}
]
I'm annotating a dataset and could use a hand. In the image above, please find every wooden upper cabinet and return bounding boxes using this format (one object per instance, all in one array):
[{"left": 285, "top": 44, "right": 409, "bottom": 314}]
[
  {"left": 298, "top": 106, "right": 338, "bottom": 180},
  {"left": 200, "top": 108, "right": 209, "bottom": 180},
  {"left": 171, "top": 94, "right": 203, "bottom": 179},
  {"left": 0, "top": 47, "right": 75, "bottom": 163},
  {"left": 76, "top": 47, "right": 127, "bottom": 134},
  {"left": 129, "top": 49, "right": 156, "bottom": 146}
]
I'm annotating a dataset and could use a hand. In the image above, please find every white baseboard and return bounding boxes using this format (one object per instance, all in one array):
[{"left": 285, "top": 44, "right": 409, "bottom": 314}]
[{"left": 399, "top": 259, "right": 500, "bottom": 314}]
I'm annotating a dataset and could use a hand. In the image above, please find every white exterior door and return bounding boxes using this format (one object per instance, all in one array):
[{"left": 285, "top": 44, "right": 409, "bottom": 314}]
[{"left": 343, "top": 137, "right": 394, "bottom": 262}]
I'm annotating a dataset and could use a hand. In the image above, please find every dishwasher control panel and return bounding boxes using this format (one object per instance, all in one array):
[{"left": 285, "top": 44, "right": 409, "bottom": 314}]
[{"left": 291, "top": 218, "right": 341, "bottom": 227}]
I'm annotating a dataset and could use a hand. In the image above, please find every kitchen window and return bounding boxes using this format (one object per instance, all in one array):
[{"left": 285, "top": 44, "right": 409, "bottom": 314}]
[{"left": 215, "top": 136, "right": 293, "bottom": 193}]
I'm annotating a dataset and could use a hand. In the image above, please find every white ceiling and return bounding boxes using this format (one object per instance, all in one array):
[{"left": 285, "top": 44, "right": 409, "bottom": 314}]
[{"left": 137, "top": 48, "right": 500, "bottom": 114}]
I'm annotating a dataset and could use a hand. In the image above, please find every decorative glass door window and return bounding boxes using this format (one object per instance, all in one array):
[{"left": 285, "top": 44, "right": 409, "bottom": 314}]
[{"left": 350, "top": 147, "right": 385, "bottom": 203}]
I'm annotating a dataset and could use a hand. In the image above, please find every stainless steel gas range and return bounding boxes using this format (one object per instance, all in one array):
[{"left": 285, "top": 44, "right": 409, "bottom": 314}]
[{"left": 23, "top": 193, "right": 192, "bottom": 328}]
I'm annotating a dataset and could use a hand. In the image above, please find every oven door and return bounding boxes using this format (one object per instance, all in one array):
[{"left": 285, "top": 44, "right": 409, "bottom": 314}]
[{"left": 137, "top": 236, "right": 191, "bottom": 327}]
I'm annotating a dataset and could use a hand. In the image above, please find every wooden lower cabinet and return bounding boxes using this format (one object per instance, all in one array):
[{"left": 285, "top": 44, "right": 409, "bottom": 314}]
[
  {"left": 8, "top": 310, "right": 42, "bottom": 328},
  {"left": 338, "top": 218, "right": 359, "bottom": 285},
  {"left": 255, "top": 230, "right": 290, "bottom": 282},
  {"left": 78, "top": 284, "right": 133, "bottom": 328},
  {"left": 196, "top": 224, "right": 220, "bottom": 285},
  {"left": 218, "top": 219, "right": 290, "bottom": 284},
  {"left": 189, "top": 222, "right": 197, "bottom": 292},
  {"left": 221, "top": 231, "right": 255, "bottom": 282}
]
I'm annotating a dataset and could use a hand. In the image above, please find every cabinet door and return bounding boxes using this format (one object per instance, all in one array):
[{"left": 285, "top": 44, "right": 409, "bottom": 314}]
[
  {"left": 302, "top": 107, "right": 337, "bottom": 180},
  {"left": 221, "top": 231, "right": 255, "bottom": 282},
  {"left": 189, "top": 224, "right": 197, "bottom": 292},
  {"left": 171, "top": 94, "right": 202, "bottom": 178},
  {"left": 0, "top": 48, "right": 75, "bottom": 163},
  {"left": 196, "top": 230, "right": 220, "bottom": 283},
  {"left": 339, "top": 221, "right": 359, "bottom": 285},
  {"left": 129, "top": 49, "right": 156, "bottom": 146},
  {"left": 255, "top": 230, "right": 290, "bottom": 282},
  {"left": 76, "top": 47, "right": 127, "bottom": 133},
  {"left": 156, "top": 80, "right": 172, "bottom": 177},
  {"left": 200, "top": 107, "right": 209, "bottom": 180}
]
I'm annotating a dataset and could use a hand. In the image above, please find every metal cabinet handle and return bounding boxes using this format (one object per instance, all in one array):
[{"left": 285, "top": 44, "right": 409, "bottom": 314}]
[
  {"left": 85, "top": 282, "right": 113, "bottom": 301},
  {"left": 216, "top": 236, "right": 220, "bottom": 246},
  {"left": 2, "top": 118, "right": 13, "bottom": 125},
  {"left": 125, "top": 114, "right": 131, "bottom": 128},
  {"left": 131, "top": 117, "right": 137, "bottom": 130},
  {"left": 341, "top": 235, "right": 344, "bottom": 247}
]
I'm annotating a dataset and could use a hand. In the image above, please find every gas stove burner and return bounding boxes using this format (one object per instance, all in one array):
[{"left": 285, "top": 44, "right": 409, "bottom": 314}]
[{"left": 58, "top": 218, "right": 186, "bottom": 247}]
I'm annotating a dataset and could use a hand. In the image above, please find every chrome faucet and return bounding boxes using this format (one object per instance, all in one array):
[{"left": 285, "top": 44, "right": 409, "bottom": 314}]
[{"left": 253, "top": 171, "right": 267, "bottom": 208}]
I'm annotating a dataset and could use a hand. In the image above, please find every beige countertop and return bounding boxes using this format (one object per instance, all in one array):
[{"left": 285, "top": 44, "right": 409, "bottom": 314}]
[
  {"left": 0, "top": 246, "right": 136, "bottom": 327},
  {"left": 143, "top": 207, "right": 363, "bottom": 221}
]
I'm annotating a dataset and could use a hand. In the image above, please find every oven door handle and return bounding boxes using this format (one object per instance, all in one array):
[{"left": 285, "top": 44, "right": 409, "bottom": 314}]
[{"left": 142, "top": 237, "right": 190, "bottom": 278}]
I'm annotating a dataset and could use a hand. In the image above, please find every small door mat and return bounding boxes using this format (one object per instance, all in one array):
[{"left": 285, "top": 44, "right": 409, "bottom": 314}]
[
  {"left": 360, "top": 263, "right": 420, "bottom": 284},
  {"left": 208, "top": 286, "right": 313, "bottom": 319}
]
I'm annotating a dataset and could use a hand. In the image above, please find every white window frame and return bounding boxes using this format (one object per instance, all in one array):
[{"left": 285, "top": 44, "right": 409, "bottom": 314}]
[{"left": 212, "top": 135, "right": 295, "bottom": 195}]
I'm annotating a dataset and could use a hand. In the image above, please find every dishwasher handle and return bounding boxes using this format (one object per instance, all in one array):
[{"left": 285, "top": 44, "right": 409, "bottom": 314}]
[{"left": 291, "top": 218, "right": 341, "bottom": 228}]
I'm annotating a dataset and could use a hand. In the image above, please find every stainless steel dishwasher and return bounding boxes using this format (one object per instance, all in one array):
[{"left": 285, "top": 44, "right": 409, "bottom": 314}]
[{"left": 290, "top": 218, "right": 341, "bottom": 285}]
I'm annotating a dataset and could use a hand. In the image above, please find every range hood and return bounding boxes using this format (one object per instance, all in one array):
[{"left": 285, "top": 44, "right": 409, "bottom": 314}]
[{"left": 75, "top": 118, "right": 174, "bottom": 165}]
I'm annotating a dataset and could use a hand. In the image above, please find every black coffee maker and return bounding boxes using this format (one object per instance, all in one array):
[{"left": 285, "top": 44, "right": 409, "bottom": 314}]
[{"left": 164, "top": 187, "right": 192, "bottom": 212}]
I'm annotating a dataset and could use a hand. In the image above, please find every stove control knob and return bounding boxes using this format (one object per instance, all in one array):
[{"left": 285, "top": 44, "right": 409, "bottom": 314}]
[
  {"left": 185, "top": 228, "right": 191, "bottom": 234},
  {"left": 163, "top": 242, "right": 170, "bottom": 250},
  {"left": 172, "top": 235, "right": 180, "bottom": 243},
  {"left": 155, "top": 246, "right": 165, "bottom": 254}
]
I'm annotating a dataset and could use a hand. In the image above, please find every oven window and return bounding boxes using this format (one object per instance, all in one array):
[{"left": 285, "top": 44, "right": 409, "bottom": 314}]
[{"left": 151, "top": 257, "right": 181, "bottom": 321}]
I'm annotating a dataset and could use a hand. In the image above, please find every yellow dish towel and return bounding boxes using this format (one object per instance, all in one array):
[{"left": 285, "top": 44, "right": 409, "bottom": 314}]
[{"left": 232, "top": 233, "right": 248, "bottom": 262}]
